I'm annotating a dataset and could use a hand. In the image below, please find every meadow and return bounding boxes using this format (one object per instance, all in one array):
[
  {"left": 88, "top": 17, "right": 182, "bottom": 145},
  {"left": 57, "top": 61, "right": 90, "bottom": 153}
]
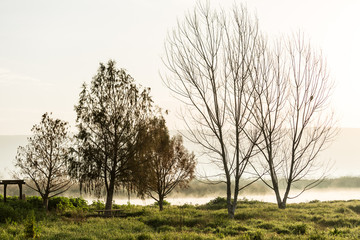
[{"left": 1, "top": 195, "right": 360, "bottom": 239}]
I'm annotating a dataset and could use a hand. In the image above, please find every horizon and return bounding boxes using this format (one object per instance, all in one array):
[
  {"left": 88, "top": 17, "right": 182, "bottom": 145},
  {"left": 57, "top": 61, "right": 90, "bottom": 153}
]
[{"left": 1, "top": 128, "right": 360, "bottom": 179}]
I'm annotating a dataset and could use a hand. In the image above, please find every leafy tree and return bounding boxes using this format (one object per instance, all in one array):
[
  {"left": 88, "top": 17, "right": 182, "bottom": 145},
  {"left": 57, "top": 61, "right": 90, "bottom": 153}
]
[
  {"left": 69, "top": 60, "right": 152, "bottom": 211},
  {"left": 135, "top": 116, "right": 196, "bottom": 211},
  {"left": 15, "top": 113, "right": 72, "bottom": 210}
]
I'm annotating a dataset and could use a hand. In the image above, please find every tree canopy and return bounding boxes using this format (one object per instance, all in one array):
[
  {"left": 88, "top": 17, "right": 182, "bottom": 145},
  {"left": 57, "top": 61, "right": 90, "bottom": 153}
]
[
  {"left": 15, "top": 113, "right": 72, "bottom": 210},
  {"left": 134, "top": 115, "right": 196, "bottom": 210},
  {"left": 69, "top": 60, "right": 153, "bottom": 211}
]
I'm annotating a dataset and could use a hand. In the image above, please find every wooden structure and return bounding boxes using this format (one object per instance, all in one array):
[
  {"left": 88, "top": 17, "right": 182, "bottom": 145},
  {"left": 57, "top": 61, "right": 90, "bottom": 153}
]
[{"left": 0, "top": 180, "right": 26, "bottom": 202}]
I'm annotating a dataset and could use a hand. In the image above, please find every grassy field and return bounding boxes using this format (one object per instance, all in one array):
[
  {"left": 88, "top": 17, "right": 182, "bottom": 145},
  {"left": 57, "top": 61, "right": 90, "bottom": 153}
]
[{"left": 1, "top": 196, "right": 360, "bottom": 239}]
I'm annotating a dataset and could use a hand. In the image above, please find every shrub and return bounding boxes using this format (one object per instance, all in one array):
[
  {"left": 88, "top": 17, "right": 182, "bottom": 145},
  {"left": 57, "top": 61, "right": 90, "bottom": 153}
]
[
  {"left": 27, "top": 196, "right": 43, "bottom": 209},
  {"left": 0, "top": 203, "right": 16, "bottom": 223},
  {"left": 203, "top": 197, "right": 227, "bottom": 210},
  {"left": 91, "top": 200, "right": 105, "bottom": 210},
  {"left": 153, "top": 200, "right": 171, "bottom": 207},
  {"left": 49, "top": 197, "right": 73, "bottom": 211},
  {"left": 69, "top": 197, "right": 88, "bottom": 210}
]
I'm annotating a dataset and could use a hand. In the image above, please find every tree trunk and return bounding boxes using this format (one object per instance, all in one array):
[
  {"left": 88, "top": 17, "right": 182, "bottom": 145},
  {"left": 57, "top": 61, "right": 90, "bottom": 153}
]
[
  {"left": 230, "top": 179, "right": 239, "bottom": 219},
  {"left": 278, "top": 201, "right": 286, "bottom": 209},
  {"left": 43, "top": 196, "right": 49, "bottom": 211},
  {"left": 226, "top": 181, "right": 234, "bottom": 219},
  {"left": 158, "top": 195, "right": 164, "bottom": 211},
  {"left": 105, "top": 176, "right": 115, "bottom": 214},
  {"left": 228, "top": 202, "right": 236, "bottom": 219}
]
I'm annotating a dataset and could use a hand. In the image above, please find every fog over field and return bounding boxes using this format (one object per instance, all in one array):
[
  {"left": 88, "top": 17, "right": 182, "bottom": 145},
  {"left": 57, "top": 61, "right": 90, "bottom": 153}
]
[{"left": 1, "top": 128, "right": 359, "bottom": 179}]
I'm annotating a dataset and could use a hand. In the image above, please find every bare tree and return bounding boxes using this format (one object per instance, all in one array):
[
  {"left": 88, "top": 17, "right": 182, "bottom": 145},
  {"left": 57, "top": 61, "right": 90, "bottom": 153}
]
[
  {"left": 251, "top": 34, "right": 337, "bottom": 209},
  {"left": 15, "top": 113, "right": 72, "bottom": 210},
  {"left": 163, "top": 3, "right": 261, "bottom": 218}
]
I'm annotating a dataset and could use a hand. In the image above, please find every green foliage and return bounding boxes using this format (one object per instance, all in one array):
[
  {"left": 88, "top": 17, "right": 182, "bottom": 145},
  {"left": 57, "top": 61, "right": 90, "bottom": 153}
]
[
  {"left": 91, "top": 200, "right": 105, "bottom": 210},
  {"left": 15, "top": 112, "right": 72, "bottom": 209},
  {"left": 24, "top": 210, "right": 41, "bottom": 239},
  {"left": 349, "top": 204, "right": 360, "bottom": 214},
  {"left": 49, "top": 196, "right": 73, "bottom": 211},
  {"left": 202, "top": 197, "right": 227, "bottom": 210},
  {"left": 27, "top": 196, "right": 43, "bottom": 209},
  {"left": 153, "top": 200, "right": 171, "bottom": 207},
  {"left": 71, "top": 60, "right": 153, "bottom": 208},
  {"left": 0, "top": 203, "right": 16, "bottom": 223},
  {"left": 137, "top": 233, "right": 154, "bottom": 240},
  {"left": 288, "top": 222, "right": 307, "bottom": 235},
  {"left": 243, "top": 230, "right": 263, "bottom": 240},
  {"left": 1, "top": 196, "right": 360, "bottom": 239},
  {"left": 70, "top": 197, "right": 88, "bottom": 209},
  {"left": 47, "top": 196, "right": 88, "bottom": 212},
  {"left": 0, "top": 197, "right": 46, "bottom": 223}
]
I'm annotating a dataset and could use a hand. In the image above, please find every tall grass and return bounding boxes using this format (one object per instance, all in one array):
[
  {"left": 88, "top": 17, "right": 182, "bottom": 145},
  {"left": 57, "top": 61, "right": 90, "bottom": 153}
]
[{"left": 1, "top": 196, "right": 360, "bottom": 239}]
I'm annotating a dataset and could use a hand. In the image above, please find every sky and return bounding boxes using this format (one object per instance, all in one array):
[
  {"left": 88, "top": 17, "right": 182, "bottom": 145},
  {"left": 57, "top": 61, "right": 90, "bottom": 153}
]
[{"left": 1, "top": 0, "right": 360, "bottom": 135}]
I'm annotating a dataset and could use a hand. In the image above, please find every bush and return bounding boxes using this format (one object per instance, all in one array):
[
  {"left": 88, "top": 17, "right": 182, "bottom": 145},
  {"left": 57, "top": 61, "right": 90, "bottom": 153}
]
[
  {"left": 70, "top": 197, "right": 88, "bottom": 210},
  {"left": 91, "top": 200, "right": 105, "bottom": 210},
  {"left": 0, "top": 203, "right": 16, "bottom": 223},
  {"left": 27, "top": 196, "right": 43, "bottom": 209},
  {"left": 203, "top": 197, "right": 227, "bottom": 210},
  {"left": 0, "top": 199, "right": 42, "bottom": 223},
  {"left": 154, "top": 200, "right": 171, "bottom": 207},
  {"left": 49, "top": 196, "right": 73, "bottom": 211}
]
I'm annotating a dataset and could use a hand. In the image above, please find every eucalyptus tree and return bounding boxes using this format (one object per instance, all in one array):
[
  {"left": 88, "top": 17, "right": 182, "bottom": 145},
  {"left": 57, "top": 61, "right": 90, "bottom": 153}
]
[
  {"left": 69, "top": 60, "right": 153, "bottom": 211},
  {"left": 15, "top": 113, "right": 72, "bottom": 210}
]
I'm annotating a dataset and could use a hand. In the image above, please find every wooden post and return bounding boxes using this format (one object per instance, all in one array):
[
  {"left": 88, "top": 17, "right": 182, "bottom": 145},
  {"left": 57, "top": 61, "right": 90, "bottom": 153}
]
[
  {"left": 18, "top": 183, "right": 23, "bottom": 200},
  {"left": 4, "top": 183, "right": 7, "bottom": 202}
]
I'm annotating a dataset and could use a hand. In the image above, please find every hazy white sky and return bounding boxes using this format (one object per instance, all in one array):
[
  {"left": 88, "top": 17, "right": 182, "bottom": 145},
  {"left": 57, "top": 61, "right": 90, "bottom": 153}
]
[{"left": 1, "top": 0, "right": 360, "bottom": 134}]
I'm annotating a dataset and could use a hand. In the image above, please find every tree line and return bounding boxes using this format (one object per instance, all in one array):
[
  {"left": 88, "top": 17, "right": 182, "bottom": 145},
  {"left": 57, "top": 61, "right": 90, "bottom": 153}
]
[
  {"left": 15, "top": 61, "right": 195, "bottom": 212},
  {"left": 14, "top": 3, "right": 336, "bottom": 219}
]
